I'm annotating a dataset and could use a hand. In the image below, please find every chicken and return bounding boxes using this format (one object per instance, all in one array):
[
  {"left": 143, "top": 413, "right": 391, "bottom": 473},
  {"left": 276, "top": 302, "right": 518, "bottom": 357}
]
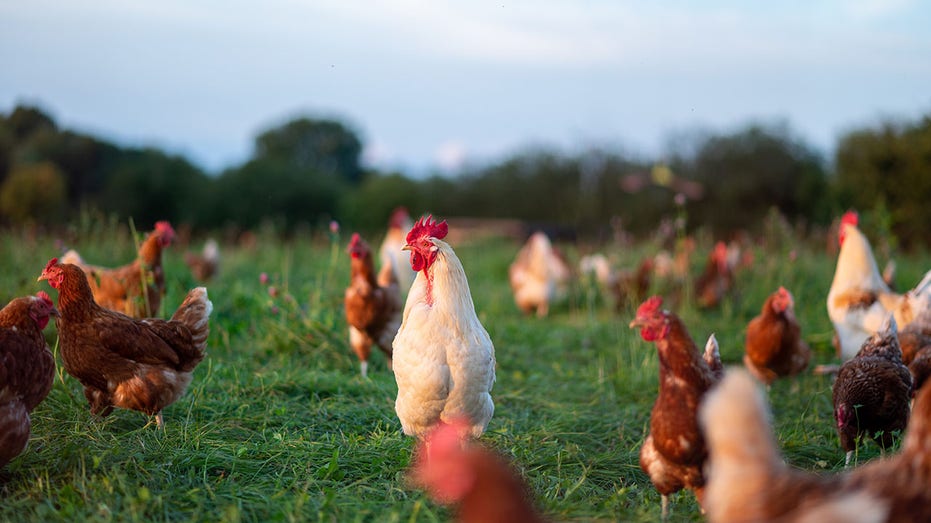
[
  {"left": 694, "top": 241, "right": 734, "bottom": 309},
  {"left": 629, "top": 295, "right": 720, "bottom": 518},
  {"left": 410, "top": 417, "right": 546, "bottom": 523},
  {"left": 392, "top": 215, "right": 496, "bottom": 440},
  {"left": 508, "top": 231, "right": 568, "bottom": 317},
  {"left": 38, "top": 258, "right": 211, "bottom": 428},
  {"left": 579, "top": 254, "right": 652, "bottom": 311},
  {"left": 379, "top": 207, "right": 416, "bottom": 293},
  {"left": 832, "top": 317, "right": 912, "bottom": 466},
  {"left": 827, "top": 210, "right": 931, "bottom": 360},
  {"left": 184, "top": 238, "right": 219, "bottom": 282},
  {"left": 743, "top": 287, "right": 811, "bottom": 385},
  {"left": 61, "top": 220, "right": 176, "bottom": 318},
  {"left": 344, "top": 233, "right": 401, "bottom": 378},
  {"left": 0, "top": 292, "right": 58, "bottom": 467},
  {"left": 700, "top": 368, "right": 931, "bottom": 523}
]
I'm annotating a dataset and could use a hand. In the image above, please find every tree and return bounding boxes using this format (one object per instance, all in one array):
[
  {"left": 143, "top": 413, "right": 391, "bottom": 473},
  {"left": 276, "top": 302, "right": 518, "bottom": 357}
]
[
  {"left": 253, "top": 117, "right": 364, "bottom": 185},
  {"left": 0, "top": 161, "right": 67, "bottom": 225}
]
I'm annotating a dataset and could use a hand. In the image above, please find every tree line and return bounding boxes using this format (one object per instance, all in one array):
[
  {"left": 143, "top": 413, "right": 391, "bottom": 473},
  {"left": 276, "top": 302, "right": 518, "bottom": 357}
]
[{"left": 1, "top": 104, "right": 929, "bottom": 246}]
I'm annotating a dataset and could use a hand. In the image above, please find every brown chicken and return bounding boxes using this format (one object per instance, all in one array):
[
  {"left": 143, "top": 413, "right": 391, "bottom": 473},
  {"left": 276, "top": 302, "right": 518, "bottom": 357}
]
[
  {"left": 344, "top": 233, "right": 401, "bottom": 378},
  {"left": 743, "top": 287, "right": 811, "bottom": 385},
  {"left": 833, "top": 317, "right": 912, "bottom": 466},
  {"left": 410, "top": 417, "right": 546, "bottom": 523},
  {"left": 38, "top": 258, "right": 211, "bottom": 428},
  {"left": 61, "top": 221, "right": 176, "bottom": 317},
  {"left": 694, "top": 241, "right": 734, "bottom": 309},
  {"left": 0, "top": 292, "right": 58, "bottom": 467},
  {"left": 630, "top": 295, "right": 720, "bottom": 518},
  {"left": 184, "top": 238, "right": 219, "bottom": 282},
  {"left": 701, "top": 369, "right": 931, "bottom": 523}
]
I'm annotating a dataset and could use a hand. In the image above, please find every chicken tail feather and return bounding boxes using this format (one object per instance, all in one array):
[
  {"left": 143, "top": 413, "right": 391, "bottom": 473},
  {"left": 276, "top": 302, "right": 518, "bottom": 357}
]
[{"left": 170, "top": 287, "right": 212, "bottom": 368}]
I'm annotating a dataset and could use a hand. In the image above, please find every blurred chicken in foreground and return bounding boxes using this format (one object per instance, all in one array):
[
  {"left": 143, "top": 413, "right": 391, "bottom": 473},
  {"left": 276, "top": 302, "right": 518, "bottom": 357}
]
[
  {"left": 410, "top": 417, "right": 546, "bottom": 523},
  {"left": 701, "top": 368, "right": 931, "bottom": 523}
]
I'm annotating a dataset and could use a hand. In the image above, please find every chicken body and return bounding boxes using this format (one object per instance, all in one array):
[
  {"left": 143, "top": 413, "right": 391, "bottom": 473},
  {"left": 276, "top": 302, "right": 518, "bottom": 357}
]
[
  {"left": 393, "top": 216, "right": 496, "bottom": 440},
  {"left": 508, "top": 232, "right": 568, "bottom": 317},
  {"left": 378, "top": 207, "right": 416, "bottom": 294},
  {"left": 411, "top": 418, "right": 546, "bottom": 523},
  {"left": 832, "top": 317, "right": 912, "bottom": 465},
  {"left": 39, "top": 259, "right": 211, "bottom": 427},
  {"left": 184, "top": 238, "right": 219, "bottom": 281},
  {"left": 630, "top": 296, "right": 719, "bottom": 517},
  {"left": 701, "top": 368, "right": 931, "bottom": 523},
  {"left": 0, "top": 293, "right": 57, "bottom": 467},
  {"left": 344, "top": 233, "right": 401, "bottom": 377},
  {"left": 694, "top": 241, "right": 734, "bottom": 309},
  {"left": 62, "top": 221, "right": 175, "bottom": 318},
  {"left": 743, "top": 287, "right": 811, "bottom": 385},
  {"left": 827, "top": 211, "right": 931, "bottom": 360}
]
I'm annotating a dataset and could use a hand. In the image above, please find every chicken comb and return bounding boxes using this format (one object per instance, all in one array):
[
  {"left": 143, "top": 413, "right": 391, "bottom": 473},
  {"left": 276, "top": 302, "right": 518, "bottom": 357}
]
[
  {"left": 841, "top": 210, "right": 858, "bottom": 227},
  {"left": 155, "top": 220, "right": 176, "bottom": 238},
  {"left": 636, "top": 295, "right": 664, "bottom": 318},
  {"left": 347, "top": 233, "right": 367, "bottom": 255},
  {"left": 44, "top": 258, "right": 59, "bottom": 272},
  {"left": 36, "top": 291, "right": 53, "bottom": 307},
  {"left": 407, "top": 214, "right": 449, "bottom": 243}
]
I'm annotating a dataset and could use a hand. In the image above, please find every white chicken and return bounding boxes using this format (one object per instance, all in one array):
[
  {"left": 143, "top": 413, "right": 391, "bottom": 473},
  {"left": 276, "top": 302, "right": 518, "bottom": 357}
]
[
  {"left": 508, "top": 231, "right": 569, "bottom": 317},
  {"left": 392, "top": 215, "right": 496, "bottom": 440},
  {"left": 379, "top": 207, "right": 417, "bottom": 294},
  {"left": 828, "top": 210, "right": 931, "bottom": 360}
]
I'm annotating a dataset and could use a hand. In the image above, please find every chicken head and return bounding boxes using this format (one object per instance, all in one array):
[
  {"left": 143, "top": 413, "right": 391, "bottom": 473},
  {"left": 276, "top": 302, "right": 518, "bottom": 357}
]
[
  {"left": 404, "top": 215, "right": 449, "bottom": 272},
  {"left": 630, "top": 295, "right": 670, "bottom": 341}
]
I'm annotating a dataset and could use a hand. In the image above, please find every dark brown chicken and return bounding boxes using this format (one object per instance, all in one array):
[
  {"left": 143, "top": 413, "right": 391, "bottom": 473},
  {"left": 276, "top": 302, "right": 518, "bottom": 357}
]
[
  {"left": 694, "top": 241, "right": 734, "bottom": 309},
  {"left": 630, "top": 295, "right": 720, "bottom": 518},
  {"left": 61, "top": 221, "right": 175, "bottom": 317},
  {"left": 344, "top": 233, "right": 400, "bottom": 378},
  {"left": 0, "top": 293, "right": 58, "bottom": 467},
  {"left": 701, "top": 369, "right": 931, "bottom": 523},
  {"left": 410, "top": 417, "right": 546, "bottom": 523},
  {"left": 833, "top": 317, "right": 912, "bottom": 466},
  {"left": 743, "top": 287, "right": 811, "bottom": 385},
  {"left": 38, "top": 258, "right": 210, "bottom": 428}
]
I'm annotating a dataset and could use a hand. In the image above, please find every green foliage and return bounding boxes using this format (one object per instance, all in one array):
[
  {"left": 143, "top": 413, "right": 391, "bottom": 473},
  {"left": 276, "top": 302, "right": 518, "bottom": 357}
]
[
  {"left": 0, "top": 161, "right": 67, "bottom": 225},
  {"left": 835, "top": 116, "right": 931, "bottom": 248},
  {"left": 253, "top": 116, "right": 364, "bottom": 185}
]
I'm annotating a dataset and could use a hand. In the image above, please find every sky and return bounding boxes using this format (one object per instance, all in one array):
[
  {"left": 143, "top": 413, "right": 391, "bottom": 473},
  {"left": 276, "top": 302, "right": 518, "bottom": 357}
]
[{"left": 1, "top": 0, "right": 930, "bottom": 175}]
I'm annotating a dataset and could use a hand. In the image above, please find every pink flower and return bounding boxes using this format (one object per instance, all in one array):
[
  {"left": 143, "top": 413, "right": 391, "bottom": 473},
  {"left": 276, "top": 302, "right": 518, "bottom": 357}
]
[
  {"left": 260, "top": 272, "right": 269, "bottom": 285},
  {"left": 329, "top": 220, "right": 340, "bottom": 234},
  {"left": 268, "top": 286, "right": 279, "bottom": 298},
  {"left": 788, "top": 249, "right": 797, "bottom": 262}
]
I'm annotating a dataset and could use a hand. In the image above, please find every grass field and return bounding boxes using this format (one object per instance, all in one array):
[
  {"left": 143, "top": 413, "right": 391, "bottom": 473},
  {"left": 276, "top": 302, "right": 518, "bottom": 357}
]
[{"left": 0, "top": 218, "right": 927, "bottom": 522}]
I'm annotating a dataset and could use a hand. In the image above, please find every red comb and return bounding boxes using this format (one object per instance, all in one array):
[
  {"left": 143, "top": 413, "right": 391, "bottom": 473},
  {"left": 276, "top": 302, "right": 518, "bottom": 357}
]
[
  {"left": 841, "top": 211, "right": 858, "bottom": 227},
  {"left": 636, "top": 295, "right": 663, "bottom": 317},
  {"left": 44, "top": 258, "right": 59, "bottom": 272},
  {"left": 406, "top": 215, "right": 449, "bottom": 243},
  {"left": 36, "top": 291, "right": 53, "bottom": 306}
]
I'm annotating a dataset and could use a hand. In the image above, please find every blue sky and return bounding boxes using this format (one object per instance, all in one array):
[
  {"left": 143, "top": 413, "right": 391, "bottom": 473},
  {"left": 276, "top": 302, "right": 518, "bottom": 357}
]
[{"left": 2, "top": 0, "right": 929, "bottom": 175}]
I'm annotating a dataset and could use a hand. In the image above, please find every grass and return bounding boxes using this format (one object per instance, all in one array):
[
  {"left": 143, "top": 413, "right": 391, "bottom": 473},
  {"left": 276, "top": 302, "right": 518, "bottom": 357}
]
[{"left": 0, "top": 220, "right": 927, "bottom": 522}]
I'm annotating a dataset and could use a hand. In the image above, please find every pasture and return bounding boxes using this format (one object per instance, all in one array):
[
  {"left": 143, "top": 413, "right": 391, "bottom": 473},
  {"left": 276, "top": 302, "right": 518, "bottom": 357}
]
[{"left": 0, "top": 218, "right": 926, "bottom": 522}]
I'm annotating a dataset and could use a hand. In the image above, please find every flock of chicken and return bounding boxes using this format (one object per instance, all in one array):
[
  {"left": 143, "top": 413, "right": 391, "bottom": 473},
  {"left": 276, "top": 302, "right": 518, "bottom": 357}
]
[{"left": 3, "top": 206, "right": 931, "bottom": 522}]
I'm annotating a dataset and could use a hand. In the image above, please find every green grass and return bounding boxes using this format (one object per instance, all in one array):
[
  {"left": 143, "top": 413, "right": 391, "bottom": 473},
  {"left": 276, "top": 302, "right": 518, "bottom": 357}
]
[{"left": 0, "top": 222, "right": 927, "bottom": 522}]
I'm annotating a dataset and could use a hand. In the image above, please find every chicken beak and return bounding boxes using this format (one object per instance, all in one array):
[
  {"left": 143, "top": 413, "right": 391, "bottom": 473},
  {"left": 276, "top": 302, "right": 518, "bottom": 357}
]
[
  {"left": 628, "top": 318, "right": 642, "bottom": 329},
  {"left": 37, "top": 274, "right": 47, "bottom": 282},
  {"left": 401, "top": 244, "right": 412, "bottom": 252},
  {"left": 50, "top": 306, "right": 60, "bottom": 317}
]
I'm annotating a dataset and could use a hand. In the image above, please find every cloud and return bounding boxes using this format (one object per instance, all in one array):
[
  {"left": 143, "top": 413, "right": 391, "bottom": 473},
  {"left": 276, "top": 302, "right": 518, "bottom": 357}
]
[{"left": 434, "top": 140, "right": 468, "bottom": 172}]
